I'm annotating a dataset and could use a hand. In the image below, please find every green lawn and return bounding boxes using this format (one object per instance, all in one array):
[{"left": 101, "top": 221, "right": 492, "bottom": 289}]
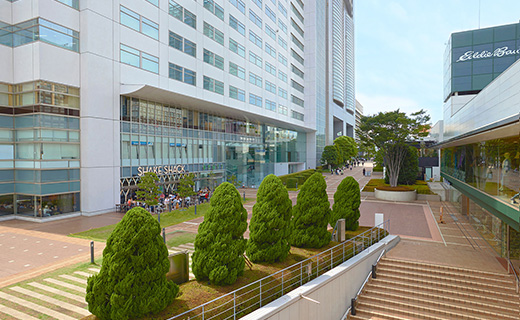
[
  {"left": 166, "top": 231, "right": 197, "bottom": 248},
  {"left": 70, "top": 199, "right": 251, "bottom": 242}
]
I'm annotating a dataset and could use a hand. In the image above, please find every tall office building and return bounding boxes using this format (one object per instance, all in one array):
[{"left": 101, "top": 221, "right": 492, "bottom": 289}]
[
  {"left": 0, "top": 0, "right": 355, "bottom": 220},
  {"left": 439, "top": 23, "right": 520, "bottom": 260}
]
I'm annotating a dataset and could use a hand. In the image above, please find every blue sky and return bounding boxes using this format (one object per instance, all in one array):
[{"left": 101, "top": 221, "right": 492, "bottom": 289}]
[{"left": 355, "top": 0, "right": 520, "bottom": 124}]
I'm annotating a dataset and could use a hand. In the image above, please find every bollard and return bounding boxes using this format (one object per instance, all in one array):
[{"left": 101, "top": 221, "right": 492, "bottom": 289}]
[
  {"left": 194, "top": 204, "right": 197, "bottom": 215},
  {"left": 372, "top": 264, "right": 377, "bottom": 278},
  {"left": 351, "top": 298, "right": 356, "bottom": 315},
  {"left": 243, "top": 192, "right": 245, "bottom": 201},
  {"left": 295, "top": 182, "right": 298, "bottom": 189},
  {"left": 158, "top": 212, "right": 160, "bottom": 223},
  {"left": 90, "top": 241, "right": 94, "bottom": 264},
  {"left": 162, "top": 228, "right": 166, "bottom": 244}
]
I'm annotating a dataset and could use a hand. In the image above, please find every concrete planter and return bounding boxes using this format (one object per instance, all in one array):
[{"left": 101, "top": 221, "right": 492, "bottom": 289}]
[{"left": 374, "top": 188, "right": 417, "bottom": 201}]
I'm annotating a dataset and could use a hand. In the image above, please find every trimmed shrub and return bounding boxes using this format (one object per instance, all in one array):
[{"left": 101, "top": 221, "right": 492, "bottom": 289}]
[
  {"left": 290, "top": 172, "right": 331, "bottom": 248},
  {"left": 287, "top": 178, "right": 298, "bottom": 188},
  {"left": 246, "top": 175, "right": 292, "bottom": 263},
  {"left": 192, "top": 182, "right": 248, "bottom": 285},
  {"left": 86, "top": 207, "right": 178, "bottom": 320},
  {"left": 331, "top": 177, "right": 361, "bottom": 231}
]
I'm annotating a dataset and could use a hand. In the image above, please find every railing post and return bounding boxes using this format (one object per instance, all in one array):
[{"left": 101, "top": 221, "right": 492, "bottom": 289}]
[
  {"left": 90, "top": 241, "right": 94, "bottom": 264},
  {"left": 342, "top": 242, "right": 345, "bottom": 262},
  {"left": 317, "top": 257, "right": 319, "bottom": 276},
  {"left": 330, "top": 249, "right": 333, "bottom": 269},
  {"left": 259, "top": 279, "right": 262, "bottom": 307},
  {"left": 162, "top": 228, "right": 166, "bottom": 244},
  {"left": 282, "top": 270, "right": 284, "bottom": 295},
  {"left": 233, "top": 292, "right": 236, "bottom": 320},
  {"left": 351, "top": 298, "right": 356, "bottom": 315},
  {"left": 300, "top": 262, "right": 303, "bottom": 286},
  {"left": 372, "top": 264, "right": 377, "bottom": 279},
  {"left": 202, "top": 305, "right": 205, "bottom": 320}
]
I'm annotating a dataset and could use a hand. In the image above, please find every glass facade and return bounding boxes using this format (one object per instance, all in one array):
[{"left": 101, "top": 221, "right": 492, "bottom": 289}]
[
  {"left": 441, "top": 135, "right": 520, "bottom": 206},
  {"left": 444, "top": 22, "right": 520, "bottom": 101},
  {"left": 0, "top": 81, "right": 80, "bottom": 217},
  {"left": 120, "top": 97, "right": 306, "bottom": 200}
]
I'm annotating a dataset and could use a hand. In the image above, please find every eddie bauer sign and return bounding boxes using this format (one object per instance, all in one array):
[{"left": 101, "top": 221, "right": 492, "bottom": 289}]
[
  {"left": 137, "top": 165, "right": 186, "bottom": 176},
  {"left": 456, "top": 46, "right": 520, "bottom": 62}
]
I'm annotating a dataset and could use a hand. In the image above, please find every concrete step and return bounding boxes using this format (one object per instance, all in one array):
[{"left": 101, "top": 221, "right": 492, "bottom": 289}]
[
  {"left": 360, "top": 288, "right": 519, "bottom": 320},
  {"left": 348, "top": 310, "right": 406, "bottom": 320},
  {"left": 377, "top": 271, "right": 516, "bottom": 295},
  {"left": 366, "top": 282, "right": 519, "bottom": 311},
  {"left": 378, "top": 261, "right": 515, "bottom": 287},
  {"left": 355, "top": 300, "right": 452, "bottom": 320},
  {"left": 381, "top": 258, "right": 512, "bottom": 280},
  {"left": 373, "top": 277, "right": 516, "bottom": 301}
]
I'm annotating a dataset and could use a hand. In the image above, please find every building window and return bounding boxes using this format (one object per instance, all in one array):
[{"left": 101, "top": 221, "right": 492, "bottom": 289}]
[
  {"left": 291, "top": 34, "right": 304, "bottom": 51},
  {"left": 291, "top": 49, "right": 304, "bottom": 65},
  {"left": 169, "top": 63, "right": 197, "bottom": 85},
  {"left": 204, "top": 49, "right": 224, "bottom": 70},
  {"left": 265, "top": 43, "right": 276, "bottom": 58},
  {"left": 253, "top": 0, "right": 262, "bottom": 9},
  {"left": 146, "top": 0, "right": 159, "bottom": 6},
  {"left": 291, "top": 3, "right": 304, "bottom": 23},
  {"left": 121, "top": 44, "right": 159, "bottom": 73},
  {"left": 295, "top": 0, "right": 304, "bottom": 10},
  {"left": 265, "top": 62, "right": 276, "bottom": 76},
  {"left": 169, "top": 1, "right": 196, "bottom": 29},
  {"left": 291, "top": 64, "right": 304, "bottom": 79},
  {"left": 265, "top": 24, "right": 276, "bottom": 40},
  {"left": 229, "top": 38, "right": 245, "bottom": 57},
  {"left": 229, "top": 62, "right": 245, "bottom": 79},
  {"left": 249, "top": 72, "right": 262, "bottom": 88},
  {"left": 291, "top": 19, "right": 304, "bottom": 37},
  {"left": 204, "top": 0, "right": 224, "bottom": 20},
  {"left": 249, "top": 9, "right": 262, "bottom": 28},
  {"left": 278, "top": 104, "right": 287, "bottom": 115},
  {"left": 291, "top": 110, "right": 304, "bottom": 121},
  {"left": 229, "top": 14, "right": 245, "bottom": 36},
  {"left": 169, "top": 31, "right": 196, "bottom": 57},
  {"left": 249, "top": 93, "right": 262, "bottom": 107},
  {"left": 278, "top": 70, "right": 287, "bottom": 82},
  {"left": 229, "top": 0, "right": 245, "bottom": 14},
  {"left": 249, "top": 30, "right": 262, "bottom": 48},
  {"left": 56, "top": 0, "right": 79, "bottom": 9},
  {"left": 291, "top": 79, "right": 304, "bottom": 93},
  {"left": 278, "top": 37, "right": 287, "bottom": 50},
  {"left": 265, "top": 99, "right": 276, "bottom": 111},
  {"left": 249, "top": 51, "right": 263, "bottom": 67},
  {"left": 265, "top": 80, "right": 276, "bottom": 93},
  {"left": 278, "top": 19, "right": 287, "bottom": 34},
  {"left": 203, "top": 22, "right": 224, "bottom": 45},
  {"left": 278, "top": 2, "right": 287, "bottom": 17},
  {"left": 278, "top": 87, "right": 287, "bottom": 99},
  {"left": 120, "top": 6, "right": 159, "bottom": 40},
  {"left": 203, "top": 76, "right": 224, "bottom": 95},
  {"left": 278, "top": 53, "right": 288, "bottom": 66},
  {"left": 291, "top": 94, "right": 304, "bottom": 107},
  {"left": 229, "top": 85, "right": 245, "bottom": 101},
  {"left": 265, "top": 5, "right": 276, "bottom": 22}
]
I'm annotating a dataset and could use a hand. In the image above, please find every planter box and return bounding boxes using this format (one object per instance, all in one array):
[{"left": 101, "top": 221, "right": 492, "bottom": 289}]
[{"left": 374, "top": 188, "right": 417, "bottom": 201}]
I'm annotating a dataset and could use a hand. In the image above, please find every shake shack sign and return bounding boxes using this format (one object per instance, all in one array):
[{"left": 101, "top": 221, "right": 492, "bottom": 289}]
[
  {"left": 137, "top": 165, "right": 186, "bottom": 176},
  {"left": 456, "top": 46, "right": 520, "bottom": 62}
]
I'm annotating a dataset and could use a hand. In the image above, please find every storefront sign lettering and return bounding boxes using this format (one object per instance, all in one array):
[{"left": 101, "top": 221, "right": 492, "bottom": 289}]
[
  {"left": 456, "top": 46, "right": 520, "bottom": 62},
  {"left": 137, "top": 165, "right": 186, "bottom": 176}
]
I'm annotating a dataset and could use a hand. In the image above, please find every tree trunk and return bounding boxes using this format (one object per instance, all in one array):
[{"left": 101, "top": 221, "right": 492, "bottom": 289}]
[{"left": 384, "top": 144, "right": 407, "bottom": 187}]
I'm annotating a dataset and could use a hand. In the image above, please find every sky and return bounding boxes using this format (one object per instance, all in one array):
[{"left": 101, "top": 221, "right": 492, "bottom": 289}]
[{"left": 354, "top": 0, "right": 520, "bottom": 124}]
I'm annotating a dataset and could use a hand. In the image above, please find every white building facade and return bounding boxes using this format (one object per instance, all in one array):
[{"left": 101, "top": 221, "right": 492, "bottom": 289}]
[{"left": 0, "top": 0, "right": 355, "bottom": 219}]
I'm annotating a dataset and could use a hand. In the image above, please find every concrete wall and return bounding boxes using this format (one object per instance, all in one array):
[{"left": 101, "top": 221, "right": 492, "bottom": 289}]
[{"left": 241, "top": 235, "right": 400, "bottom": 320}]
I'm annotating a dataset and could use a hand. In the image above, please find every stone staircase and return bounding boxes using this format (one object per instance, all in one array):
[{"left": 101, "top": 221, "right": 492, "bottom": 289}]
[{"left": 349, "top": 257, "right": 520, "bottom": 320}]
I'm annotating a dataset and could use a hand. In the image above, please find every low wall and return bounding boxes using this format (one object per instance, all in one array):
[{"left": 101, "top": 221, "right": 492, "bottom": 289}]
[
  {"left": 417, "top": 193, "right": 441, "bottom": 201},
  {"left": 375, "top": 189, "right": 416, "bottom": 201},
  {"left": 241, "top": 235, "right": 400, "bottom": 320}
]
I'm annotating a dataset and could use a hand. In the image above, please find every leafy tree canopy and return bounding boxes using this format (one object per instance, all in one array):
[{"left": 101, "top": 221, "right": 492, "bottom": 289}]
[
  {"left": 136, "top": 172, "right": 160, "bottom": 206},
  {"left": 177, "top": 173, "right": 197, "bottom": 199},
  {"left": 333, "top": 136, "right": 357, "bottom": 164},
  {"left": 321, "top": 145, "right": 340, "bottom": 168},
  {"left": 356, "top": 109, "right": 430, "bottom": 187}
]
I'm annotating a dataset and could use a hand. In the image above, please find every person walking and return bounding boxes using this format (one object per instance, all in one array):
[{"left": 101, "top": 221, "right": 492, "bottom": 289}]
[{"left": 363, "top": 168, "right": 366, "bottom": 176}]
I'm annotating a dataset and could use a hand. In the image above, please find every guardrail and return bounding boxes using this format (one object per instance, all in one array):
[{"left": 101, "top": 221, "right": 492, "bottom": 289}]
[
  {"left": 507, "top": 257, "right": 519, "bottom": 294},
  {"left": 168, "top": 220, "right": 390, "bottom": 320}
]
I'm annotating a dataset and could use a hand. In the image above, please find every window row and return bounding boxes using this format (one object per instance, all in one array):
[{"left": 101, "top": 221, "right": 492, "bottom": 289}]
[
  {"left": 291, "top": 18, "right": 304, "bottom": 37},
  {"left": 0, "top": 81, "right": 80, "bottom": 110},
  {"left": 291, "top": 79, "right": 304, "bottom": 93},
  {"left": 169, "top": 63, "right": 197, "bottom": 85},
  {"left": 169, "top": 0, "right": 196, "bottom": 29},
  {"left": 203, "top": 22, "right": 224, "bottom": 45},
  {"left": 291, "top": 3, "right": 304, "bottom": 23},
  {"left": 291, "top": 94, "right": 304, "bottom": 107},
  {"left": 229, "top": 0, "right": 245, "bottom": 14},
  {"left": 291, "top": 110, "right": 304, "bottom": 121},
  {"left": 169, "top": 31, "right": 196, "bottom": 57},
  {"left": 120, "top": 44, "right": 159, "bottom": 73},
  {"left": 203, "top": 49, "right": 224, "bottom": 70},
  {"left": 229, "top": 14, "right": 245, "bottom": 36},
  {"left": 203, "top": 76, "right": 225, "bottom": 95},
  {"left": 120, "top": 6, "right": 158, "bottom": 40},
  {"left": 204, "top": 0, "right": 225, "bottom": 20}
]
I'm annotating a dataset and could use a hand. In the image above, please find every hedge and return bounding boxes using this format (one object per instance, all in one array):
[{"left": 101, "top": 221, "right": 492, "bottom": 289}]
[{"left": 279, "top": 169, "right": 317, "bottom": 188}]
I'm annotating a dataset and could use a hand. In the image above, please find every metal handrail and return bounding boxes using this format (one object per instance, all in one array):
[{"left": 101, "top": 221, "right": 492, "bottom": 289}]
[
  {"left": 507, "top": 257, "right": 519, "bottom": 294},
  {"left": 169, "top": 220, "right": 390, "bottom": 320},
  {"left": 341, "top": 249, "right": 386, "bottom": 320}
]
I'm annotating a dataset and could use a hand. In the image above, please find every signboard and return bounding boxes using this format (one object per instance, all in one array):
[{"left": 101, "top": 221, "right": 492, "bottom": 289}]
[
  {"left": 137, "top": 165, "right": 186, "bottom": 176},
  {"left": 456, "top": 46, "right": 520, "bottom": 62}
]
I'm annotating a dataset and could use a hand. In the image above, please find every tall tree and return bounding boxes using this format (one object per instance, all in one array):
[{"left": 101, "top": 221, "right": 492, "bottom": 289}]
[
  {"left": 334, "top": 136, "right": 357, "bottom": 164},
  {"left": 246, "top": 174, "right": 292, "bottom": 263},
  {"left": 290, "top": 172, "right": 331, "bottom": 248},
  {"left": 86, "top": 207, "right": 178, "bottom": 320},
  {"left": 192, "top": 182, "right": 248, "bottom": 285},
  {"left": 177, "top": 173, "right": 197, "bottom": 199},
  {"left": 356, "top": 109, "right": 430, "bottom": 187},
  {"left": 320, "top": 145, "right": 340, "bottom": 168},
  {"left": 136, "top": 172, "right": 160, "bottom": 207},
  {"left": 331, "top": 177, "right": 361, "bottom": 231}
]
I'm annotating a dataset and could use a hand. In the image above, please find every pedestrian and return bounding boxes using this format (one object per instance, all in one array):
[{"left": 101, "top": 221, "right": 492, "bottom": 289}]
[{"left": 363, "top": 168, "right": 366, "bottom": 176}]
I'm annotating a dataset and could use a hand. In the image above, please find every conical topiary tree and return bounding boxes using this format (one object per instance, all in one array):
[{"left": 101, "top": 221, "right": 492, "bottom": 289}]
[
  {"left": 192, "top": 182, "right": 248, "bottom": 285},
  {"left": 289, "top": 172, "right": 331, "bottom": 248},
  {"left": 86, "top": 207, "right": 178, "bottom": 320},
  {"left": 330, "top": 176, "right": 361, "bottom": 231},
  {"left": 246, "top": 174, "right": 292, "bottom": 263}
]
